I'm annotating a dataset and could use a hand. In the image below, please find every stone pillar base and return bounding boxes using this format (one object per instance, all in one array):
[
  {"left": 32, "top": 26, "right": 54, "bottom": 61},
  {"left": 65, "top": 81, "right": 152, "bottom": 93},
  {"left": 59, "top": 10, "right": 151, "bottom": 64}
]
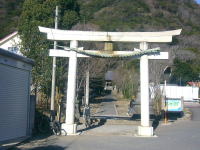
[
  {"left": 137, "top": 126, "right": 154, "bottom": 137},
  {"left": 61, "top": 123, "right": 79, "bottom": 135}
]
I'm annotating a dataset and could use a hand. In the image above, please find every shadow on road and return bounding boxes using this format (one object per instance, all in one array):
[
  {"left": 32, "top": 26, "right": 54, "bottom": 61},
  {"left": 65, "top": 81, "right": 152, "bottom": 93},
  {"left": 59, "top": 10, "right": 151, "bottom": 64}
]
[
  {"left": 78, "top": 118, "right": 107, "bottom": 132},
  {"left": 92, "top": 116, "right": 131, "bottom": 120},
  {"left": 9, "top": 145, "right": 66, "bottom": 150},
  {"left": 152, "top": 116, "right": 161, "bottom": 130},
  {"left": 131, "top": 113, "right": 183, "bottom": 130},
  {"left": 4, "top": 134, "right": 52, "bottom": 150},
  {"left": 151, "top": 112, "right": 184, "bottom": 130},
  {"left": 92, "top": 98, "right": 117, "bottom": 104}
]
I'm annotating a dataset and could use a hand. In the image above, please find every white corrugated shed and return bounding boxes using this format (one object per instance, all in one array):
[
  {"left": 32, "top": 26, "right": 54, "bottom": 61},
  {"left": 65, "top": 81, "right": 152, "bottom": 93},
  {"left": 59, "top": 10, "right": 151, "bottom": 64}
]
[{"left": 0, "top": 48, "right": 34, "bottom": 143}]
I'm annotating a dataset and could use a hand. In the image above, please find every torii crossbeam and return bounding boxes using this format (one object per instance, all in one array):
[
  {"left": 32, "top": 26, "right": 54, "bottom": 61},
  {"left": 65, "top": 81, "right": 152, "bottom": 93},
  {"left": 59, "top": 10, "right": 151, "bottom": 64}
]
[{"left": 39, "top": 26, "right": 181, "bottom": 136}]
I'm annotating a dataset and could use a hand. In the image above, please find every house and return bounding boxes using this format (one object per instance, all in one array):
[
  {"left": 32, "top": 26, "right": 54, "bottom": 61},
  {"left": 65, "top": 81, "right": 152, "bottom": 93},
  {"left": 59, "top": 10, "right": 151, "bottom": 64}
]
[
  {"left": 187, "top": 81, "right": 200, "bottom": 87},
  {"left": 0, "top": 48, "right": 34, "bottom": 143},
  {"left": 0, "top": 31, "right": 22, "bottom": 55}
]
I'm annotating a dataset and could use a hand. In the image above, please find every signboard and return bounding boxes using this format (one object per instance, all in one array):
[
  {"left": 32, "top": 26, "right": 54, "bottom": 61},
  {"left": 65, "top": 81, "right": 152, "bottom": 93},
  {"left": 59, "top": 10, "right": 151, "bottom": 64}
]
[{"left": 166, "top": 99, "right": 183, "bottom": 112}]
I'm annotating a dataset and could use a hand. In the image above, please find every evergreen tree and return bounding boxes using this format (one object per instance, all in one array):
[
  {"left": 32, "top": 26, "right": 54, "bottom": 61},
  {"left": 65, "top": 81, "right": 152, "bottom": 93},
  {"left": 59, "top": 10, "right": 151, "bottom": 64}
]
[
  {"left": 18, "top": 0, "right": 80, "bottom": 100},
  {"left": 170, "top": 59, "right": 199, "bottom": 85}
]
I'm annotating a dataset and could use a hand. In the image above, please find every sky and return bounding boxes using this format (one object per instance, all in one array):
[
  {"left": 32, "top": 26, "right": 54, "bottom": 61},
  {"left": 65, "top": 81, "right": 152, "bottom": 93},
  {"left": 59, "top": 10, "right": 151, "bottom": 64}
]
[{"left": 196, "top": 0, "right": 200, "bottom": 4}]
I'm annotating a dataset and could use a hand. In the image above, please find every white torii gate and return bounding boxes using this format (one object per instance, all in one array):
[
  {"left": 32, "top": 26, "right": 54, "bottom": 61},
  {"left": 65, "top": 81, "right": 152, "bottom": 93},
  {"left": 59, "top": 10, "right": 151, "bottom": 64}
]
[{"left": 39, "top": 26, "right": 181, "bottom": 136}]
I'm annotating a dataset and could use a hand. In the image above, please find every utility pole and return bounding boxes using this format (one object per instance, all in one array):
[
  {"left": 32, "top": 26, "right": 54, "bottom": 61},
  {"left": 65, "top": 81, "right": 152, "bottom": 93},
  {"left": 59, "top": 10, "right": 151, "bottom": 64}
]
[
  {"left": 85, "top": 70, "right": 89, "bottom": 105},
  {"left": 50, "top": 6, "right": 58, "bottom": 121}
]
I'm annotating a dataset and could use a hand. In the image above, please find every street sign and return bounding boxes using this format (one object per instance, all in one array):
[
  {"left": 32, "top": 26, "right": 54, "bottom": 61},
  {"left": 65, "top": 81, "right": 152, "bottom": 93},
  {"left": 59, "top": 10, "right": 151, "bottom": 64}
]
[{"left": 166, "top": 99, "right": 183, "bottom": 112}]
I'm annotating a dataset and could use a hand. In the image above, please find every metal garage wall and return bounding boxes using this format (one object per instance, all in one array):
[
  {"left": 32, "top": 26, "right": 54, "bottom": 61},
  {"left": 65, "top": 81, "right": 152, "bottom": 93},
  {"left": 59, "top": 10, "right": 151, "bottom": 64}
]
[{"left": 0, "top": 63, "right": 30, "bottom": 142}]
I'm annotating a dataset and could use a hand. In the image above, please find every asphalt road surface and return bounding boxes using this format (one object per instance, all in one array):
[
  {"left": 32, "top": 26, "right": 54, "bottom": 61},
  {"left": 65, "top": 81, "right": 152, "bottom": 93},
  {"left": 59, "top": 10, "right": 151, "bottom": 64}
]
[
  {"left": 93, "top": 95, "right": 118, "bottom": 117},
  {"left": 10, "top": 103, "right": 200, "bottom": 150}
]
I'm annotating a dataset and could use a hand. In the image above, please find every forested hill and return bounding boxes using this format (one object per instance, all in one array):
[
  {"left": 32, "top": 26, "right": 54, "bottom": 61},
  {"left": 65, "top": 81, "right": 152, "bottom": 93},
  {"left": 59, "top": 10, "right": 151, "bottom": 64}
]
[
  {"left": 76, "top": 0, "right": 200, "bottom": 85},
  {"left": 77, "top": 0, "right": 200, "bottom": 87},
  {"left": 1, "top": 0, "right": 200, "bottom": 38},
  {"left": 1, "top": 0, "right": 200, "bottom": 48},
  {"left": 77, "top": 0, "right": 200, "bottom": 57},
  {"left": 0, "top": 0, "right": 24, "bottom": 39},
  {"left": 79, "top": 0, "right": 200, "bottom": 34},
  {"left": 1, "top": 0, "right": 200, "bottom": 86}
]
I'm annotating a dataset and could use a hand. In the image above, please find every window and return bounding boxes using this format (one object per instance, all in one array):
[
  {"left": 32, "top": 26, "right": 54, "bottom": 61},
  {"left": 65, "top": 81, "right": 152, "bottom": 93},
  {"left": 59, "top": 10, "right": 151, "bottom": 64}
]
[{"left": 8, "top": 47, "right": 18, "bottom": 53}]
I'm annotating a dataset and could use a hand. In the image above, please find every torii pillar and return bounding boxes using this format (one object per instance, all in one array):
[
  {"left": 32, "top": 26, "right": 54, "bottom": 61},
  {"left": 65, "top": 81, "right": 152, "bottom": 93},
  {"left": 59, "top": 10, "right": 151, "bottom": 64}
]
[
  {"left": 138, "top": 42, "right": 153, "bottom": 136},
  {"left": 61, "top": 40, "right": 78, "bottom": 135}
]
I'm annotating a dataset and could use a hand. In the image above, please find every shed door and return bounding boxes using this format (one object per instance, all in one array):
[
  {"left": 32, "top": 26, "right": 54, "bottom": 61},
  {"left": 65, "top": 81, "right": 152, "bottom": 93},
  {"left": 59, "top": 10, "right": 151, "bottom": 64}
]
[{"left": 0, "top": 63, "right": 29, "bottom": 142}]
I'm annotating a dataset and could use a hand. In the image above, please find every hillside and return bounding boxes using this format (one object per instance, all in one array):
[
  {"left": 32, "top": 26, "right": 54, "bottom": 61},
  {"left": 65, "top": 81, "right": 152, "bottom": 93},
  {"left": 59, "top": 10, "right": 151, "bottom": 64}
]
[
  {"left": 1, "top": 0, "right": 200, "bottom": 86},
  {"left": 78, "top": 0, "right": 200, "bottom": 51},
  {"left": 1, "top": 0, "right": 200, "bottom": 52},
  {"left": 0, "top": 0, "right": 24, "bottom": 39},
  {"left": 79, "top": 0, "right": 200, "bottom": 32},
  {"left": 77, "top": 0, "right": 200, "bottom": 85}
]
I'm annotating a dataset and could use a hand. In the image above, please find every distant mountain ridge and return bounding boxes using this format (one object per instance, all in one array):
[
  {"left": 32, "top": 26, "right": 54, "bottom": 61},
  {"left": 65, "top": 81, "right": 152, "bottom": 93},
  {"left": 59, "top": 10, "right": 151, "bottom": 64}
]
[
  {"left": 1, "top": 0, "right": 200, "bottom": 93},
  {"left": 1, "top": 0, "right": 200, "bottom": 58},
  {"left": 76, "top": 0, "right": 200, "bottom": 59},
  {"left": 78, "top": 0, "right": 200, "bottom": 32}
]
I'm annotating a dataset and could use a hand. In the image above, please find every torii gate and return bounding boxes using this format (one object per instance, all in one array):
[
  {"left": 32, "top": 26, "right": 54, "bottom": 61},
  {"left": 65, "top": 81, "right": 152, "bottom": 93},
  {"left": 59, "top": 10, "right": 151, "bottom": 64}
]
[{"left": 39, "top": 26, "right": 181, "bottom": 136}]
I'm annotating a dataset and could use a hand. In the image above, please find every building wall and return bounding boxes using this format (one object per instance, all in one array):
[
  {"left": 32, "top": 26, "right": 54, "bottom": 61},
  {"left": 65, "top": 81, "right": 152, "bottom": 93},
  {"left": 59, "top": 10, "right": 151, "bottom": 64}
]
[
  {"left": 0, "top": 34, "right": 22, "bottom": 55},
  {"left": 160, "top": 85, "right": 199, "bottom": 101},
  {"left": 0, "top": 48, "right": 33, "bottom": 143}
]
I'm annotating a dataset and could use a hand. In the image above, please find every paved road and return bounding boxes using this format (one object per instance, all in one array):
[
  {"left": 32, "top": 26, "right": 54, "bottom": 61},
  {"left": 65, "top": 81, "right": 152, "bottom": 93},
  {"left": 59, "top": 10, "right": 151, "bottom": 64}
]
[
  {"left": 185, "top": 102, "right": 200, "bottom": 121},
  {"left": 93, "top": 95, "right": 118, "bottom": 117},
  {"left": 10, "top": 103, "right": 200, "bottom": 150}
]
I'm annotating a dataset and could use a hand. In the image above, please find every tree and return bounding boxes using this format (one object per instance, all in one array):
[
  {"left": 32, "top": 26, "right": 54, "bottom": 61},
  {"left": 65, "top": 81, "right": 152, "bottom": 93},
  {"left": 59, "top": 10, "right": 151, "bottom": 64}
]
[
  {"left": 18, "top": 0, "right": 80, "bottom": 107},
  {"left": 112, "top": 59, "right": 140, "bottom": 99},
  {"left": 0, "top": 0, "right": 24, "bottom": 39},
  {"left": 170, "top": 58, "right": 199, "bottom": 85}
]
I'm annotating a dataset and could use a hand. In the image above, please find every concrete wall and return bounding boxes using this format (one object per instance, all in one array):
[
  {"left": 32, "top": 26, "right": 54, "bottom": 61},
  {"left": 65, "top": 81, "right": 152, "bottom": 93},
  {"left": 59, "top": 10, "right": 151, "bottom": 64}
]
[{"left": 160, "top": 85, "right": 199, "bottom": 101}]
